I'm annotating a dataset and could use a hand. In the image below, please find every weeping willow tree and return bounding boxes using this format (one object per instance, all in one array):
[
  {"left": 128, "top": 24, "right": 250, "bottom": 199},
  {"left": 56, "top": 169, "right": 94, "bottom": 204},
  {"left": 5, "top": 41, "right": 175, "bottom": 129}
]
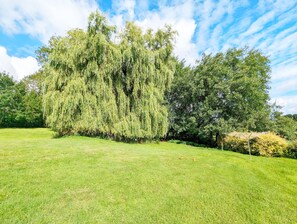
[{"left": 40, "top": 11, "right": 176, "bottom": 140}]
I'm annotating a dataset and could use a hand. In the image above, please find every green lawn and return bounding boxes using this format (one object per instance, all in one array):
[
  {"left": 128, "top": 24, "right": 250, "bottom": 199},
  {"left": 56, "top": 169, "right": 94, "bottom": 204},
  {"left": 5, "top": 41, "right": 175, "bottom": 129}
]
[{"left": 0, "top": 129, "right": 296, "bottom": 223}]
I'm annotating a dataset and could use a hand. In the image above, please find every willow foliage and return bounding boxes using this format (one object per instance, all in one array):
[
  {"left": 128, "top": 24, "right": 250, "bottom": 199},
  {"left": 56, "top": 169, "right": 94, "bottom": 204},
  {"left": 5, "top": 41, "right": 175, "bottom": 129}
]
[{"left": 41, "top": 12, "right": 176, "bottom": 140}]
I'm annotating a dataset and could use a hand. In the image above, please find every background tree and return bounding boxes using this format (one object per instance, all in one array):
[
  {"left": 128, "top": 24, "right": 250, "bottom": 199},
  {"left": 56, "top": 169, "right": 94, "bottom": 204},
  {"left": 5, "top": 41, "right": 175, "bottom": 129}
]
[
  {"left": 20, "top": 71, "right": 45, "bottom": 127},
  {"left": 285, "top": 114, "right": 297, "bottom": 121},
  {"left": 274, "top": 116, "right": 297, "bottom": 140},
  {"left": 0, "top": 72, "right": 19, "bottom": 127},
  {"left": 0, "top": 71, "right": 44, "bottom": 127},
  {"left": 167, "top": 48, "right": 271, "bottom": 145},
  {"left": 269, "top": 106, "right": 297, "bottom": 140},
  {"left": 0, "top": 72, "right": 27, "bottom": 127}
]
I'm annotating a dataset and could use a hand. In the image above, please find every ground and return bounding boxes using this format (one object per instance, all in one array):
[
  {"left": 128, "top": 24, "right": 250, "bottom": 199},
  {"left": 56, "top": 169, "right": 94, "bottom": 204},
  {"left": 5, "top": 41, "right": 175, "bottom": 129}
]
[{"left": 0, "top": 129, "right": 296, "bottom": 223}]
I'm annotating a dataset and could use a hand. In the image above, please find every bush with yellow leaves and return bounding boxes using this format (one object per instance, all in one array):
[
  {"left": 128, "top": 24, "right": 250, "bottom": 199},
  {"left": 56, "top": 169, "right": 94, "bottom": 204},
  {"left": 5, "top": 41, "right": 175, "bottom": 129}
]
[
  {"left": 252, "top": 133, "right": 288, "bottom": 157},
  {"left": 224, "top": 132, "right": 288, "bottom": 157},
  {"left": 224, "top": 136, "right": 247, "bottom": 154}
]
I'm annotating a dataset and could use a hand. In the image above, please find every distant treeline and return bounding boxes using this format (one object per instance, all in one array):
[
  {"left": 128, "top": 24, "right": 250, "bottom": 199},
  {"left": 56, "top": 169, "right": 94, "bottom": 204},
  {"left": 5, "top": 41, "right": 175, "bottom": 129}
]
[
  {"left": 0, "top": 72, "right": 43, "bottom": 128},
  {"left": 1, "top": 11, "right": 296, "bottom": 144}
]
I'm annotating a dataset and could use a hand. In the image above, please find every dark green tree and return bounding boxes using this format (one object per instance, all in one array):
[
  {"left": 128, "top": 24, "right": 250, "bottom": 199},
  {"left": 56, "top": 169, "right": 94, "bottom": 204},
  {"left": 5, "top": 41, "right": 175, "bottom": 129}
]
[
  {"left": 20, "top": 71, "right": 45, "bottom": 127},
  {"left": 274, "top": 116, "right": 297, "bottom": 140},
  {"left": 285, "top": 114, "right": 297, "bottom": 122},
  {"left": 0, "top": 72, "right": 17, "bottom": 127},
  {"left": 0, "top": 72, "right": 26, "bottom": 127},
  {"left": 0, "top": 71, "right": 44, "bottom": 128},
  {"left": 167, "top": 48, "right": 271, "bottom": 145}
]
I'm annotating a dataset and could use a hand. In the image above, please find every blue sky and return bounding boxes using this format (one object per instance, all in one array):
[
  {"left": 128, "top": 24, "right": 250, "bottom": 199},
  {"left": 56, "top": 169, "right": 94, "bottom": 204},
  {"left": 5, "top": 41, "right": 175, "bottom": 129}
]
[{"left": 0, "top": 0, "right": 296, "bottom": 114}]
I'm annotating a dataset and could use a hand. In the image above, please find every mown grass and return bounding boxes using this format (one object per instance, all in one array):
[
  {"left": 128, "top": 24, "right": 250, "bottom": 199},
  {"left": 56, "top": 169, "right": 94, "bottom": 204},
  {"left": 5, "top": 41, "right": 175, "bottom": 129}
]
[{"left": 0, "top": 128, "right": 296, "bottom": 223}]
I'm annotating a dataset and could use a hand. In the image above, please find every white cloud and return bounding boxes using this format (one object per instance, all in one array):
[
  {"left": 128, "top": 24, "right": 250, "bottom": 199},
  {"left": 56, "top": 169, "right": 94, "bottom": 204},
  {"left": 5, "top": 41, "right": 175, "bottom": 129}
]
[
  {"left": 271, "top": 95, "right": 297, "bottom": 114},
  {"left": 241, "top": 11, "right": 275, "bottom": 37},
  {"left": 0, "top": 46, "right": 39, "bottom": 81},
  {"left": 0, "top": 0, "right": 296, "bottom": 113},
  {"left": 271, "top": 64, "right": 297, "bottom": 81},
  {"left": 0, "top": 0, "right": 98, "bottom": 80},
  {"left": 0, "top": 47, "right": 17, "bottom": 77},
  {"left": 112, "top": 0, "right": 135, "bottom": 19},
  {"left": 275, "top": 79, "right": 297, "bottom": 94},
  {"left": 188, "top": 0, "right": 297, "bottom": 113},
  {"left": 0, "top": 0, "right": 98, "bottom": 43},
  {"left": 108, "top": 0, "right": 136, "bottom": 30},
  {"left": 270, "top": 64, "right": 297, "bottom": 114},
  {"left": 133, "top": 0, "right": 198, "bottom": 64}
]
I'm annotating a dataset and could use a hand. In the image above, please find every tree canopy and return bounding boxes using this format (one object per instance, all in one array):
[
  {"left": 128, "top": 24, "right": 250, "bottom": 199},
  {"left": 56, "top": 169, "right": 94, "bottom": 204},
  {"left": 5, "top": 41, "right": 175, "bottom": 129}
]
[
  {"left": 167, "top": 48, "right": 271, "bottom": 144},
  {"left": 40, "top": 11, "right": 176, "bottom": 140},
  {"left": 0, "top": 71, "right": 43, "bottom": 127},
  {"left": 33, "top": 11, "right": 277, "bottom": 144}
]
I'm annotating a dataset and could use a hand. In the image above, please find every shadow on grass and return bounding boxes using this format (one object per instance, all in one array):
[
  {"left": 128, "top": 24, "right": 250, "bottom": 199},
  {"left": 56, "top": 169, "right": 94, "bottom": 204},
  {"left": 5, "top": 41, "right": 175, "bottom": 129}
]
[{"left": 168, "top": 139, "right": 207, "bottom": 148}]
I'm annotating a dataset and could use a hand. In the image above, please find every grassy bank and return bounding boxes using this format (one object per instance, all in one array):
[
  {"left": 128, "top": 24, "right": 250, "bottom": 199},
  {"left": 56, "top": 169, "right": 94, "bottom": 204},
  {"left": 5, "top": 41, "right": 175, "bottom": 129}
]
[{"left": 0, "top": 129, "right": 296, "bottom": 223}]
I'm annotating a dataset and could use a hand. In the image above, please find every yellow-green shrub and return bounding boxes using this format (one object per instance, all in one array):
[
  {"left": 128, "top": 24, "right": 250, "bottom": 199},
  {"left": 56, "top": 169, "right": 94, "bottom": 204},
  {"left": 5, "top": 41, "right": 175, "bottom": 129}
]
[
  {"left": 224, "top": 133, "right": 258, "bottom": 155},
  {"left": 252, "top": 133, "right": 288, "bottom": 157},
  {"left": 224, "top": 136, "right": 246, "bottom": 153},
  {"left": 224, "top": 132, "right": 288, "bottom": 157}
]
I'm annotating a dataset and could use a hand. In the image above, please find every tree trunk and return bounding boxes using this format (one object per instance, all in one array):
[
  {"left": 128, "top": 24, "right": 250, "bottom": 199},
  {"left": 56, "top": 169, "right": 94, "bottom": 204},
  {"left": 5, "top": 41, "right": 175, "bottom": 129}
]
[{"left": 248, "top": 133, "right": 252, "bottom": 160}]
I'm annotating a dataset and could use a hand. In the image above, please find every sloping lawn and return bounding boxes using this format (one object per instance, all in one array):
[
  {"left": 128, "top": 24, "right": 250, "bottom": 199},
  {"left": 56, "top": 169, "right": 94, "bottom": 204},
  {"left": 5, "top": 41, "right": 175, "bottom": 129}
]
[{"left": 0, "top": 129, "right": 296, "bottom": 223}]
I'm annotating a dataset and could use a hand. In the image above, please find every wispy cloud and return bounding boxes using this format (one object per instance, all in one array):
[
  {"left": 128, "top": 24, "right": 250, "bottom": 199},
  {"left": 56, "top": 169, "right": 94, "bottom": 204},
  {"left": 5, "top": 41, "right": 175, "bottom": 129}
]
[
  {"left": 0, "top": 0, "right": 98, "bottom": 80},
  {"left": 132, "top": 0, "right": 198, "bottom": 64},
  {"left": 0, "top": 0, "right": 98, "bottom": 43},
  {"left": 0, "top": 0, "right": 296, "bottom": 113}
]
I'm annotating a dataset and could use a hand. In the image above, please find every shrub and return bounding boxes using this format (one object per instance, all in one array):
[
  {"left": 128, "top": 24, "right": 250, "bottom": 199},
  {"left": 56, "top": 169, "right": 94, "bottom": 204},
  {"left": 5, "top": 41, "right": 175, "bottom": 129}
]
[
  {"left": 252, "top": 133, "right": 288, "bottom": 157},
  {"left": 224, "top": 132, "right": 288, "bottom": 157},
  {"left": 224, "top": 133, "right": 259, "bottom": 155},
  {"left": 284, "top": 140, "right": 297, "bottom": 159}
]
